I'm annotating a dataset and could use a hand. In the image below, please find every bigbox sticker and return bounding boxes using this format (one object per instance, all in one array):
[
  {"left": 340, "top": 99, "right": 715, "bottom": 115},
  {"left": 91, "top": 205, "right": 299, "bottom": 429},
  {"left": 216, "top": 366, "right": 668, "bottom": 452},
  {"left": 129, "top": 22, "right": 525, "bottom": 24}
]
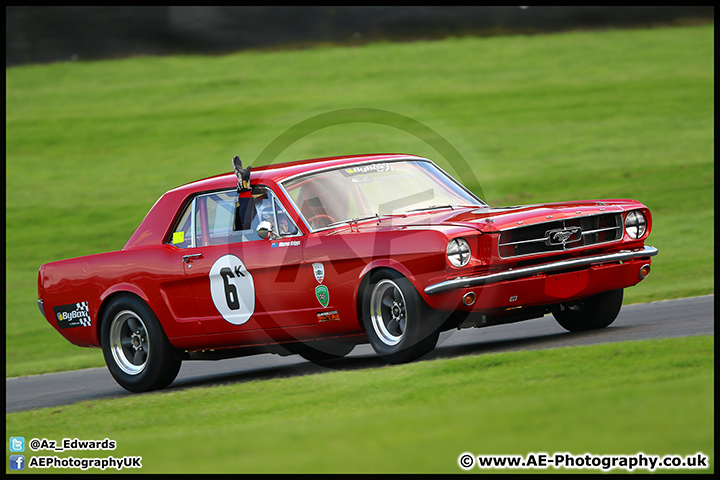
[{"left": 53, "top": 302, "right": 92, "bottom": 329}]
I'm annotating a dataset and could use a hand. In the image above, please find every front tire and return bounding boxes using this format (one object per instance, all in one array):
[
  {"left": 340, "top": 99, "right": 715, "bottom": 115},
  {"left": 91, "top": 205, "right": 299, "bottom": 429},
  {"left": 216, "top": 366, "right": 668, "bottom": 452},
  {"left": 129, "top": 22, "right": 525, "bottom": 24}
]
[
  {"left": 101, "top": 296, "right": 181, "bottom": 392},
  {"left": 361, "top": 270, "right": 439, "bottom": 364},
  {"left": 552, "top": 289, "right": 624, "bottom": 332}
]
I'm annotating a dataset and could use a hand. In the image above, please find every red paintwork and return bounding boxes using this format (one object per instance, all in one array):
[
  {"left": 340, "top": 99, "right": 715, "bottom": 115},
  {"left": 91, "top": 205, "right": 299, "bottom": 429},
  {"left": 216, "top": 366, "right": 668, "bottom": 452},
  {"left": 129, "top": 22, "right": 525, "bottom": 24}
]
[{"left": 38, "top": 153, "right": 655, "bottom": 353}]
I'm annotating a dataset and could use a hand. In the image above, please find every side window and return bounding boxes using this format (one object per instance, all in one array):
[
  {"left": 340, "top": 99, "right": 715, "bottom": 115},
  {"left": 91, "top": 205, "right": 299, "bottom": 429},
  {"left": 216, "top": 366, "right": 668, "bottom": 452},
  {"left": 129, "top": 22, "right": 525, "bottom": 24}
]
[
  {"left": 169, "top": 199, "right": 194, "bottom": 248},
  {"left": 253, "top": 186, "right": 300, "bottom": 238},
  {"left": 198, "top": 192, "right": 239, "bottom": 245},
  {"left": 167, "top": 187, "right": 300, "bottom": 248},
  {"left": 275, "top": 197, "right": 298, "bottom": 236}
]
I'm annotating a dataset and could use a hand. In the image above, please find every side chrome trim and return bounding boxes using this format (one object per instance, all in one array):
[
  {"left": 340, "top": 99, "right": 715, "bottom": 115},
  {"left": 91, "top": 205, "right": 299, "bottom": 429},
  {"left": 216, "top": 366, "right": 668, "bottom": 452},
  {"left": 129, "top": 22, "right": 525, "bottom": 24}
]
[{"left": 424, "top": 245, "right": 659, "bottom": 295}]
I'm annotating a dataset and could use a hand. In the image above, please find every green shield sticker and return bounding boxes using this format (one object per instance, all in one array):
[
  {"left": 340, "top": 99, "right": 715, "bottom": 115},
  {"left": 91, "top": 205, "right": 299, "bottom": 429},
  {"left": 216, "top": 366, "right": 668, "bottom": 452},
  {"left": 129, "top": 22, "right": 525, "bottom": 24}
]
[{"left": 315, "top": 285, "right": 329, "bottom": 307}]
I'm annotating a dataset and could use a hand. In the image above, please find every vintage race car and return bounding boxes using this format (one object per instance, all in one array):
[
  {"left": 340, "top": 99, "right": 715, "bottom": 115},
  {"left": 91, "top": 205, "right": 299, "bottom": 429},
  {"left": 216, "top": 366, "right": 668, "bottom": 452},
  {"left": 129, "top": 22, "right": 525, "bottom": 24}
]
[{"left": 38, "top": 153, "right": 657, "bottom": 392}]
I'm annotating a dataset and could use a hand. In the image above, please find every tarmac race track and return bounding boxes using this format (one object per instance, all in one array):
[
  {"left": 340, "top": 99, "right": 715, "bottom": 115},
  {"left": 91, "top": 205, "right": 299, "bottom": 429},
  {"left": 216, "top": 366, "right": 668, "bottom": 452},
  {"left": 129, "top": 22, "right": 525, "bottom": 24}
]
[{"left": 6, "top": 295, "right": 713, "bottom": 413}]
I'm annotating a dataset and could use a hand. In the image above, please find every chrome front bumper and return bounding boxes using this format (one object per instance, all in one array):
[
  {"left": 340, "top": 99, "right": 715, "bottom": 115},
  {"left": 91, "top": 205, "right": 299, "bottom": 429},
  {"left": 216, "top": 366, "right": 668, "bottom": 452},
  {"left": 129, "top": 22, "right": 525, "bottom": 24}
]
[{"left": 424, "top": 245, "right": 658, "bottom": 295}]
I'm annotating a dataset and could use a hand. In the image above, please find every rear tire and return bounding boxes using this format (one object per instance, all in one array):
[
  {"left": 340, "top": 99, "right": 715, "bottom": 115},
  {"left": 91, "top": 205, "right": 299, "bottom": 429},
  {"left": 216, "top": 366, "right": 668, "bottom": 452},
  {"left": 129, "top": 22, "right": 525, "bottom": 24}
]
[
  {"left": 552, "top": 289, "right": 624, "bottom": 332},
  {"left": 361, "top": 270, "right": 439, "bottom": 364},
  {"left": 101, "top": 296, "right": 181, "bottom": 392}
]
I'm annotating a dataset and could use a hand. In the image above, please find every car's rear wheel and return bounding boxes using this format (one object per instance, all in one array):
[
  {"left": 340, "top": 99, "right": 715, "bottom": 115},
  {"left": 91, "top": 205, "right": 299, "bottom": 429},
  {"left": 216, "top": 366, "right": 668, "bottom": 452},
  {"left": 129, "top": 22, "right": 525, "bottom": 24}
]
[
  {"left": 362, "top": 270, "right": 439, "bottom": 364},
  {"left": 552, "top": 289, "right": 624, "bottom": 332},
  {"left": 101, "top": 296, "right": 181, "bottom": 392}
]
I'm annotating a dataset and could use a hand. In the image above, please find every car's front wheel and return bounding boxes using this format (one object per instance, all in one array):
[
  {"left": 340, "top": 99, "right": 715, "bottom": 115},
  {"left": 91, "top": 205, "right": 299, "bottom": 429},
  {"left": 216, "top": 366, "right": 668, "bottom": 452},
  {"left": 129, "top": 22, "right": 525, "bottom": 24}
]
[
  {"left": 101, "top": 295, "right": 181, "bottom": 392},
  {"left": 552, "top": 289, "right": 624, "bottom": 332},
  {"left": 361, "top": 270, "right": 439, "bottom": 364}
]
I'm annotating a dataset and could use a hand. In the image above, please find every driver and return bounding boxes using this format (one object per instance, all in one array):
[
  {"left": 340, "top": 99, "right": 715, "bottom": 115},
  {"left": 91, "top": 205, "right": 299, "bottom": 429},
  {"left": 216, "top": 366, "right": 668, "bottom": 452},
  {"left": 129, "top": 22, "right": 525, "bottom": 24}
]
[
  {"left": 276, "top": 212, "right": 292, "bottom": 235},
  {"left": 258, "top": 204, "right": 294, "bottom": 235}
]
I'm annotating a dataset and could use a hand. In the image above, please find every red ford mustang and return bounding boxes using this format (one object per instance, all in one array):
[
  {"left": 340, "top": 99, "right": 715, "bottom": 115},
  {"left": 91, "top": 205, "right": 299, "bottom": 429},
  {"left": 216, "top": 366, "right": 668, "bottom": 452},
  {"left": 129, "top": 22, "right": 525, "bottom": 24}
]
[{"left": 38, "top": 154, "right": 657, "bottom": 392}]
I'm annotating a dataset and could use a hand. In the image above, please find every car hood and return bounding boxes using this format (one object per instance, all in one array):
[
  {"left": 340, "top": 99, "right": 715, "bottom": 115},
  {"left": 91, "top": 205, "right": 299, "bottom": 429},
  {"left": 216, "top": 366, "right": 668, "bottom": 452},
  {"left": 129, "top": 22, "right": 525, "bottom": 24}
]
[{"left": 352, "top": 199, "right": 643, "bottom": 234}]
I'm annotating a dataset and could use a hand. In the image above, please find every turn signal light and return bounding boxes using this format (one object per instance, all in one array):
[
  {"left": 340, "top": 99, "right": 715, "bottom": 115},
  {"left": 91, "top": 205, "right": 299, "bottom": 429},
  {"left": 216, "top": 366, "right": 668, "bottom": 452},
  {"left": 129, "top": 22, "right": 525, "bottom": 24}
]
[
  {"left": 639, "top": 264, "right": 651, "bottom": 279},
  {"left": 462, "top": 292, "right": 476, "bottom": 306}
]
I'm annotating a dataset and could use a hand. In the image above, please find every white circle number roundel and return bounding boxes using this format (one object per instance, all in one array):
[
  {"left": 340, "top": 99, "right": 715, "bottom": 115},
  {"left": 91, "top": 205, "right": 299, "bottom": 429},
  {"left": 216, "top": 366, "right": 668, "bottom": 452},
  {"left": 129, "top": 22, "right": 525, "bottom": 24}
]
[{"left": 209, "top": 255, "right": 255, "bottom": 325}]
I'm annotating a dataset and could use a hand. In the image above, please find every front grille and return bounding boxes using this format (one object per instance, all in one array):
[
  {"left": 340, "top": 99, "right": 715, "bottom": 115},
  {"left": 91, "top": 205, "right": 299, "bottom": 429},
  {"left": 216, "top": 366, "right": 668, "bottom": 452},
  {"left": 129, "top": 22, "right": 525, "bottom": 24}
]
[{"left": 498, "top": 213, "right": 623, "bottom": 258}]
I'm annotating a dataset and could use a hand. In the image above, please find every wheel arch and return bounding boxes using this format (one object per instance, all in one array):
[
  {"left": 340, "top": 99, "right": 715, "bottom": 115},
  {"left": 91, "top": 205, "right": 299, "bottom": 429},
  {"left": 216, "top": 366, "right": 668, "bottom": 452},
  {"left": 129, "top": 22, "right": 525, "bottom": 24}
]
[
  {"left": 96, "top": 288, "right": 152, "bottom": 348},
  {"left": 354, "top": 261, "right": 422, "bottom": 334},
  {"left": 97, "top": 288, "right": 183, "bottom": 392}
]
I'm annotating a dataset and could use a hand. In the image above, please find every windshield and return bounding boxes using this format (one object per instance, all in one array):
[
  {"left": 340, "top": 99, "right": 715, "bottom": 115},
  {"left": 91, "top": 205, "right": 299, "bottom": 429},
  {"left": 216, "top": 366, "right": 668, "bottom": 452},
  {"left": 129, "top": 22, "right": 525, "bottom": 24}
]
[{"left": 282, "top": 159, "right": 484, "bottom": 230}]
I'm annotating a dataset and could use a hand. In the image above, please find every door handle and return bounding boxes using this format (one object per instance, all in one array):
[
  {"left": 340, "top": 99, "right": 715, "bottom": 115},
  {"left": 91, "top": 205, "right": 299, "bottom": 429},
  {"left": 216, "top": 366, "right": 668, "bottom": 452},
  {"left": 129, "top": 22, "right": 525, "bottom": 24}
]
[{"left": 182, "top": 253, "right": 203, "bottom": 263}]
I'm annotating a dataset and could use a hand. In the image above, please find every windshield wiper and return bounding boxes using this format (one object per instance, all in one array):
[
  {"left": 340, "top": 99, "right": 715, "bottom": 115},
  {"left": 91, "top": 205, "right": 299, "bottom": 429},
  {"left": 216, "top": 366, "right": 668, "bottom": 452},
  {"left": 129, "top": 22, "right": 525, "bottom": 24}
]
[
  {"left": 324, "top": 214, "right": 379, "bottom": 229},
  {"left": 403, "top": 204, "right": 454, "bottom": 214}
]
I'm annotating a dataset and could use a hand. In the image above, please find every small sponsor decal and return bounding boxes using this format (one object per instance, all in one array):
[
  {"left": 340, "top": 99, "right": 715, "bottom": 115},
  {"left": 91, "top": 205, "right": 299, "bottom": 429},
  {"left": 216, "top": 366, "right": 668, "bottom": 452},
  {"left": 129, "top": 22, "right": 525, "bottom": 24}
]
[
  {"left": 271, "top": 240, "right": 301, "bottom": 248},
  {"left": 316, "top": 310, "right": 340, "bottom": 323},
  {"left": 172, "top": 231, "right": 185, "bottom": 244},
  {"left": 315, "top": 285, "right": 330, "bottom": 308},
  {"left": 53, "top": 302, "right": 91, "bottom": 329},
  {"left": 312, "top": 262, "right": 325, "bottom": 283},
  {"left": 342, "top": 163, "right": 393, "bottom": 176}
]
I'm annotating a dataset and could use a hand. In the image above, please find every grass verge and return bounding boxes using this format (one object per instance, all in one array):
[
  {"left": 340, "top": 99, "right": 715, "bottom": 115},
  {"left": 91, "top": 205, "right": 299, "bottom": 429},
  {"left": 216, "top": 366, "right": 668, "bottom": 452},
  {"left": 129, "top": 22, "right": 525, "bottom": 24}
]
[{"left": 5, "top": 336, "right": 714, "bottom": 473}]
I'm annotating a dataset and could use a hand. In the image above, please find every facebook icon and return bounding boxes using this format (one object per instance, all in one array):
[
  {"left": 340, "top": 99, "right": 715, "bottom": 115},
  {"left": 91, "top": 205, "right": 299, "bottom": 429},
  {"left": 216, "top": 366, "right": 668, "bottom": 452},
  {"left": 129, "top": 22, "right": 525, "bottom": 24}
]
[{"left": 10, "top": 455, "right": 25, "bottom": 470}]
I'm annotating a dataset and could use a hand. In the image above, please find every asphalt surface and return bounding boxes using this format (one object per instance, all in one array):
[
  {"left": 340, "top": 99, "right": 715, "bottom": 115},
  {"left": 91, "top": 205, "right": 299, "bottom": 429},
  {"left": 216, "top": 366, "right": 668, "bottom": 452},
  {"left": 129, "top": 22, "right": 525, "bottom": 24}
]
[{"left": 6, "top": 294, "right": 713, "bottom": 414}]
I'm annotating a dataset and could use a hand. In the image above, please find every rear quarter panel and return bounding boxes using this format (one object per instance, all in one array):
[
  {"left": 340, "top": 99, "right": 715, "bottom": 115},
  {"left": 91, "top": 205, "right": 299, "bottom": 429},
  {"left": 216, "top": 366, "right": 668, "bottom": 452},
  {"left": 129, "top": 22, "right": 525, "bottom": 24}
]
[{"left": 39, "top": 245, "right": 203, "bottom": 348}]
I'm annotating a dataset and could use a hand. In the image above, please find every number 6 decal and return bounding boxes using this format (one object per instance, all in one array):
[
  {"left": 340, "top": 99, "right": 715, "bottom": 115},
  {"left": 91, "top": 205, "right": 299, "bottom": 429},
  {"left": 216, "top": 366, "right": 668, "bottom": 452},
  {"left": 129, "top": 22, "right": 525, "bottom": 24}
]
[{"left": 209, "top": 255, "right": 255, "bottom": 325}]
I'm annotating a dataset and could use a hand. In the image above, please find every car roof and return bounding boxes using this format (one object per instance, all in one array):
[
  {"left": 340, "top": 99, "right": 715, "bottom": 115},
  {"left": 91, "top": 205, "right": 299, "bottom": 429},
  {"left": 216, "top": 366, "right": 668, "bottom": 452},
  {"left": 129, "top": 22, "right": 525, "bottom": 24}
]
[
  {"left": 124, "top": 153, "right": 426, "bottom": 249},
  {"left": 169, "top": 153, "right": 426, "bottom": 194}
]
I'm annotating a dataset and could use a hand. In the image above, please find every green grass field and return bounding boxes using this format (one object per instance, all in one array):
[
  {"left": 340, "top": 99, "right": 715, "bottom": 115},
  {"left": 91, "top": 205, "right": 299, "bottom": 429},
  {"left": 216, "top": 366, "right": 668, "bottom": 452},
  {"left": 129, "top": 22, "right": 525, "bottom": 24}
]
[
  {"left": 5, "top": 336, "right": 714, "bottom": 473},
  {"left": 7, "top": 24, "right": 714, "bottom": 377},
  {"left": 4, "top": 24, "right": 714, "bottom": 475}
]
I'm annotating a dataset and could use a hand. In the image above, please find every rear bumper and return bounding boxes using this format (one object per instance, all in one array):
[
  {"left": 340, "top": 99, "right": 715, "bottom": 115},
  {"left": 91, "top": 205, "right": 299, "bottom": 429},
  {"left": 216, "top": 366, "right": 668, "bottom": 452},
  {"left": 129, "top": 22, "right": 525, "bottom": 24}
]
[{"left": 425, "top": 245, "right": 658, "bottom": 295}]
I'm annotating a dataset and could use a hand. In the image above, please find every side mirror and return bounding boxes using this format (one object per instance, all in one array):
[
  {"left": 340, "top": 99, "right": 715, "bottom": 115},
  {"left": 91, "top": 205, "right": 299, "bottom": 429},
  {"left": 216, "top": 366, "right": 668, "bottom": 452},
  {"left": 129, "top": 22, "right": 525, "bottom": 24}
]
[{"left": 256, "top": 221, "right": 274, "bottom": 240}]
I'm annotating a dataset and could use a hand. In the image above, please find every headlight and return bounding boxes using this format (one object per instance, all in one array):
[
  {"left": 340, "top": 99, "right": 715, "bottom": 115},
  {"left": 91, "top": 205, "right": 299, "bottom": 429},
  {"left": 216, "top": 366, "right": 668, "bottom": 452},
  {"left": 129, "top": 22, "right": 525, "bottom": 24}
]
[
  {"left": 624, "top": 210, "right": 647, "bottom": 239},
  {"left": 447, "top": 238, "right": 471, "bottom": 267}
]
